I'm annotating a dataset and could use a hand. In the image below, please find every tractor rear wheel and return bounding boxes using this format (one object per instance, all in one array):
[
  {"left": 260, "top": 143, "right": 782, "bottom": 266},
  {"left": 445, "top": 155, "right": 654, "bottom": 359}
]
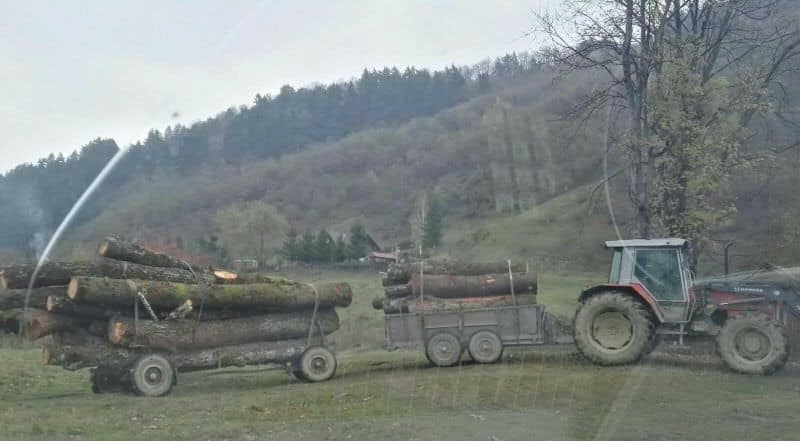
[
  {"left": 574, "top": 291, "right": 655, "bottom": 366},
  {"left": 716, "top": 314, "right": 789, "bottom": 375}
]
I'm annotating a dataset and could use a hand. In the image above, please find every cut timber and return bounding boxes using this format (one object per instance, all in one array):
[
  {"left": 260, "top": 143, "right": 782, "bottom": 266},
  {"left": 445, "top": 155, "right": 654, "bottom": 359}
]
[
  {"left": 0, "top": 286, "right": 68, "bottom": 309},
  {"left": 383, "top": 261, "right": 529, "bottom": 285},
  {"left": 0, "top": 309, "right": 86, "bottom": 340},
  {"left": 69, "top": 277, "right": 352, "bottom": 312},
  {"left": 410, "top": 273, "right": 537, "bottom": 298},
  {"left": 43, "top": 333, "right": 306, "bottom": 373},
  {"left": 43, "top": 332, "right": 134, "bottom": 371},
  {"left": 46, "top": 296, "right": 125, "bottom": 320},
  {"left": 384, "top": 284, "right": 412, "bottom": 299},
  {"left": 108, "top": 309, "right": 340, "bottom": 351},
  {"left": 97, "top": 237, "right": 204, "bottom": 272},
  {"left": 0, "top": 259, "right": 211, "bottom": 290},
  {"left": 26, "top": 310, "right": 87, "bottom": 340},
  {"left": 377, "top": 294, "right": 537, "bottom": 314},
  {"left": 170, "top": 339, "right": 305, "bottom": 372}
]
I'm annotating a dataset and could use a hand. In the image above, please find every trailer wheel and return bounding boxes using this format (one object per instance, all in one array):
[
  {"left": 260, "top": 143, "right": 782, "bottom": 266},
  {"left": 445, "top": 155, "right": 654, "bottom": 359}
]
[
  {"left": 299, "top": 347, "right": 337, "bottom": 382},
  {"left": 426, "top": 333, "right": 462, "bottom": 367},
  {"left": 717, "top": 314, "right": 789, "bottom": 375},
  {"left": 468, "top": 331, "right": 503, "bottom": 364},
  {"left": 130, "top": 354, "right": 175, "bottom": 397},
  {"left": 574, "top": 291, "right": 654, "bottom": 366}
]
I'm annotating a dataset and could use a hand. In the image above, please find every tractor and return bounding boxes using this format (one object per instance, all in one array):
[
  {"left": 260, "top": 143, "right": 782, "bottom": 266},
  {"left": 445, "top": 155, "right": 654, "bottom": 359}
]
[{"left": 574, "top": 238, "right": 799, "bottom": 375}]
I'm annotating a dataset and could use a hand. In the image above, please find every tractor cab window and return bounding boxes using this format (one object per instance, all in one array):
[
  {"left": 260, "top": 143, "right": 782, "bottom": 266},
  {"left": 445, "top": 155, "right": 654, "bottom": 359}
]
[
  {"left": 633, "top": 249, "right": 684, "bottom": 301},
  {"left": 609, "top": 249, "right": 622, "bottom": 283}
]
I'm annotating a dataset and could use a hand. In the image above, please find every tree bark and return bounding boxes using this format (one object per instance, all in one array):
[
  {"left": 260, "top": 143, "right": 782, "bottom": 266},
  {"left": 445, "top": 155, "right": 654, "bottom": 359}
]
[
  {"left": 384, "top": 284, "right": 412, "bottom": 299},
  {"left": 383, "top": 261, "right": 529, "bottom": 285},
  {"left": 97, "top": 237, "right": 204, "bottom": 271},
  {"left": 410, "top": 273, "right": 537, "bottom": 298},
  {"left": 46, "top": 295, "right": 126, "bottom": 320},
  {"left": 26, "top": 310, "right": 88, "bottom": 340},
  {"left": 43, "top": 332, "right": 305, "bottom": 372},
  {"left": 69, "top": 277, "right": 352, "bottom": 312},
  {"left": 108, "top": 309, "right": 340, "bottom": 351},
  {"left": 0, "top": 259, "right": 214, "bottom": 289},
  {"left": 170, "top": 339, "right": 305, "bottom": 372},
  {"left": 376, "top": 294, "right": 537, "bottom": 314},
  {"left": 43, "top": 332, "right": 135, "bottom": 371},
  {"left": 0, "top": 286, "right": 67, "bottom": 309}
]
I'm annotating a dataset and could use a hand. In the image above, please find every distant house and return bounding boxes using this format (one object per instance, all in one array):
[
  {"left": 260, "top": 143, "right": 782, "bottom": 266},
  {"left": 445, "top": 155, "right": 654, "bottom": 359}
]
[
  {"left": 368, "top": 250, "right": 398, "bottom": 265},
  {"left": 232, "top": 259, "right": 259, "bottom": 272},
  {"left": 364, "top": 234, "right": 382, "bottom": 253}
]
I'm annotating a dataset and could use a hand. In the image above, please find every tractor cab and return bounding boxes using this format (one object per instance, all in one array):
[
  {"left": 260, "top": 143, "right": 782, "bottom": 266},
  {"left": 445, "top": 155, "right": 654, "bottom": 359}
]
[{"left": 604, "top": 238, "right": 695, "bottom": 323}]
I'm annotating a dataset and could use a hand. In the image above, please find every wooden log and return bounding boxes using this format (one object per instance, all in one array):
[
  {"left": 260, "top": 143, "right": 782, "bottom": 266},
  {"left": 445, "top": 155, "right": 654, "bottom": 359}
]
[
  {"left": 0, "top": 309, "right": 24, "bottom": 333},
  {"left": 170, "top": 339, "right": 305, "bottom": 372},
  {"left": 46, "top": 295, "right": 125, "bottom": 320},
  {"left": 26, "top": 310, "right": 87, "bottom": 340},
  {"left": 0, "top": 286, "right": 67, "bottom": 309},
  {"left": 0, "top": 259, "right": 213, "bottom": 290},
  {"left": 108, "top": 309, "right": 340, "bottom": 351},
  {"left": 383, "top": 260, "right": 529, "bottom": 285},
  {"left": 43, "top": 332, "right": 135, "bottom": 371},
  {"left": 69, "top": 277, "right": 352, "bottom": 312},
  {"left": 97, "top": 237, "right": 204, "bottom": 272},
  {"left": 377, "top": 294, "right": 537, "bottom": 314},
  {"left": 384, "top": 284, "right": 412, "bottom": 299},
  {"left": 410, "top": 273, "right": 537, "bottom": 299},
  {"left": 43, "top": 332, "right": 305, "bottom": 372},
  {"left": 0, "top": 308, "right": 86, "bottom": 339}
]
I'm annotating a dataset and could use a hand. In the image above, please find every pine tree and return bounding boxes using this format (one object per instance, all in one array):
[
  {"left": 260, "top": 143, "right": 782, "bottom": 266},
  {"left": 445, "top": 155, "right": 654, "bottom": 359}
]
[
  {"left": 334, "top": 235, "right": 347, "bottom": 262},
  {"left": 299, "top": 231, "right": 315, "bottom": 263},
  {"left": 280, "top": 227, "right": 299, "bottom": 261},
  {"left": 423, "top": 194, "right": 443, "bottom": 250},
  {"left": 346, "top": 222, "right": 369, "bottom": 260},
  {"left": 314, "top": 229, "right": 334, "bottom": 263}
]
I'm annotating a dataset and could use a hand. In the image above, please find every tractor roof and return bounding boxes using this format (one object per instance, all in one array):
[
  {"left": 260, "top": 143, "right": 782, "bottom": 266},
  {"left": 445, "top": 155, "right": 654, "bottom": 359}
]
[{"left": 604, "top": 238, "right": 688, "bottom": 249}]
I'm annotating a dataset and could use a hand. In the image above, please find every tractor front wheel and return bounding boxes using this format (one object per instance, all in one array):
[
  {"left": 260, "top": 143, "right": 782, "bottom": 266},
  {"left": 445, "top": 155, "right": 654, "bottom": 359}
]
[
  {"left": 716, "top": 314, "right": 789, "bottom": 375},
  {"left": 574, "top": 291, "right": 655, "bottom": 366}
]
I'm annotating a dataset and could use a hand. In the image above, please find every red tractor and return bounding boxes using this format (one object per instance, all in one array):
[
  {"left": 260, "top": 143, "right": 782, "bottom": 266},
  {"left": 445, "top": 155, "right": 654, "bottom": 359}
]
[{"left": 574, "top": 239, "right": 797, "bottom": 374}]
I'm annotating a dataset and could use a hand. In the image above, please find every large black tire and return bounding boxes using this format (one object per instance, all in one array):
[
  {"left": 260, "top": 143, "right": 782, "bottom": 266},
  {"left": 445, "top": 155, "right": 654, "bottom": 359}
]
[
  {"left": 574, "top": 291, "right": 655, "bottom": 366},
  {"left": 716, "top": 314, "right": 789, "bottom": 375}
]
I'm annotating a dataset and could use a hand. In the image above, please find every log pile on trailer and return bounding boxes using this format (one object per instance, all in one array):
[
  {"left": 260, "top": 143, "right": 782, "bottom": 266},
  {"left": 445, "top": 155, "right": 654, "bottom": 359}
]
[
  {"left": 373, "top": 260, "right": 537, "bottom": 314},
  {"left": 0, "top": 237, "right": 351, "bottom": 395}
]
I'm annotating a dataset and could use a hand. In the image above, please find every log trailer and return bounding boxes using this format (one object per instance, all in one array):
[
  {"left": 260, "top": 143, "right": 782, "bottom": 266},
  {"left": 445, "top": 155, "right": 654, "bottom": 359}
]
[{"left": 385, "top": 239, "right": 798, "bottom": 374}]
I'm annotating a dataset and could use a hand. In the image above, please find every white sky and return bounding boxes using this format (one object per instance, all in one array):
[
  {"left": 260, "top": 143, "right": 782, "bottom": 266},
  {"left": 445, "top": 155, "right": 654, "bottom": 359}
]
[{"left": 1, "top": 0, "right": 558, "bottom": 172}]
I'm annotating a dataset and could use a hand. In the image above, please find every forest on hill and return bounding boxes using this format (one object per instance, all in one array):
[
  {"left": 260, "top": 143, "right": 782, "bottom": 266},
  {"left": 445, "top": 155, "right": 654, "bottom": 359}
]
[{"left": 2, "top": 0, "right": 800, "bottom": 274}]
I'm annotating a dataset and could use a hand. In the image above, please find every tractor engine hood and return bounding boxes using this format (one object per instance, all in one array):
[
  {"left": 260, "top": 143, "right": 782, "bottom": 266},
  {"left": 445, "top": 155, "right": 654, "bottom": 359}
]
[{"left": 694, "top": 269, "right": 800, "bottom": 318}]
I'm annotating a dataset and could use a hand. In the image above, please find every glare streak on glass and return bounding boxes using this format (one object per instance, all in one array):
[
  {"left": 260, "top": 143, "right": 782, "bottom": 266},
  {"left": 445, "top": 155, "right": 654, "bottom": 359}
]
[{"left": 21, "top": 147, "right": 130, "bottom": 334}]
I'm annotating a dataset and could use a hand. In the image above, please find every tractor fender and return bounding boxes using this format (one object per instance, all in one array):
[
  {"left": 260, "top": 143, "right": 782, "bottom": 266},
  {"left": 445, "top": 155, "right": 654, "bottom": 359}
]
[{"left": 579, "top": 284, "right": 665, "bottom": 323}]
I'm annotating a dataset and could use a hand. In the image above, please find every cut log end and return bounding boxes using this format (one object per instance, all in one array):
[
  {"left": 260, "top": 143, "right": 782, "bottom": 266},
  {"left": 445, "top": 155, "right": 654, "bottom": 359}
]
[
  {"left": 108, "top": 321, "right": 127, "bottom": 345},
  {"left": 45, "top": 296, "right": 56, "bottom": 312},
  {"left": 67, "top": 277, "right": 79, "bottom": 300},
  {"left": 97, "top": 240, "right": 110, "bottom": 258}
]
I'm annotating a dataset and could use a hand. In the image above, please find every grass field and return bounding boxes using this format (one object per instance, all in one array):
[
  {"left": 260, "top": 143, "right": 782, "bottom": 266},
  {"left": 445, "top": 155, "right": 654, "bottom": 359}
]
[{"left": 1, "top": 269, "right": 799, "bottom": 441}]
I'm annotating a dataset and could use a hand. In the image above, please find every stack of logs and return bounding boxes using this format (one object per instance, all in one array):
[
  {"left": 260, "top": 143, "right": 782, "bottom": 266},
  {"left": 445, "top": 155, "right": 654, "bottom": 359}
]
[
  {"left": 0, "top": 237, "right": 351, "bottom": 372},
  {"left": 372, "top": 260, "right": 537, "bottom": 314}
]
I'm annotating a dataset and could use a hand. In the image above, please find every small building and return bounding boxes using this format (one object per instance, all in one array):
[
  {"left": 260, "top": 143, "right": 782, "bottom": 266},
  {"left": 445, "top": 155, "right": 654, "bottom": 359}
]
[{"left": 232, "top": 259, "right": 259, "bottom": 273}]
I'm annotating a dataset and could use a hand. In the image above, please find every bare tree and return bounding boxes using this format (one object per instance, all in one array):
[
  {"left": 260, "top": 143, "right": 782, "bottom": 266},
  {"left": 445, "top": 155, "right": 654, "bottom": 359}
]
[{"left": 538, "top": 0, "right": 800, "bottom": 239}]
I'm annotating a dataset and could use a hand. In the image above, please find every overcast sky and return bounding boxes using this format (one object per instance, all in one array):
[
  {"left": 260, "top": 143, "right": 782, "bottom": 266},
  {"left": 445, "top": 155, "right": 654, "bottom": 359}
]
[{"left": 1, "top": 0, "right": 557, "bottom": 172}]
